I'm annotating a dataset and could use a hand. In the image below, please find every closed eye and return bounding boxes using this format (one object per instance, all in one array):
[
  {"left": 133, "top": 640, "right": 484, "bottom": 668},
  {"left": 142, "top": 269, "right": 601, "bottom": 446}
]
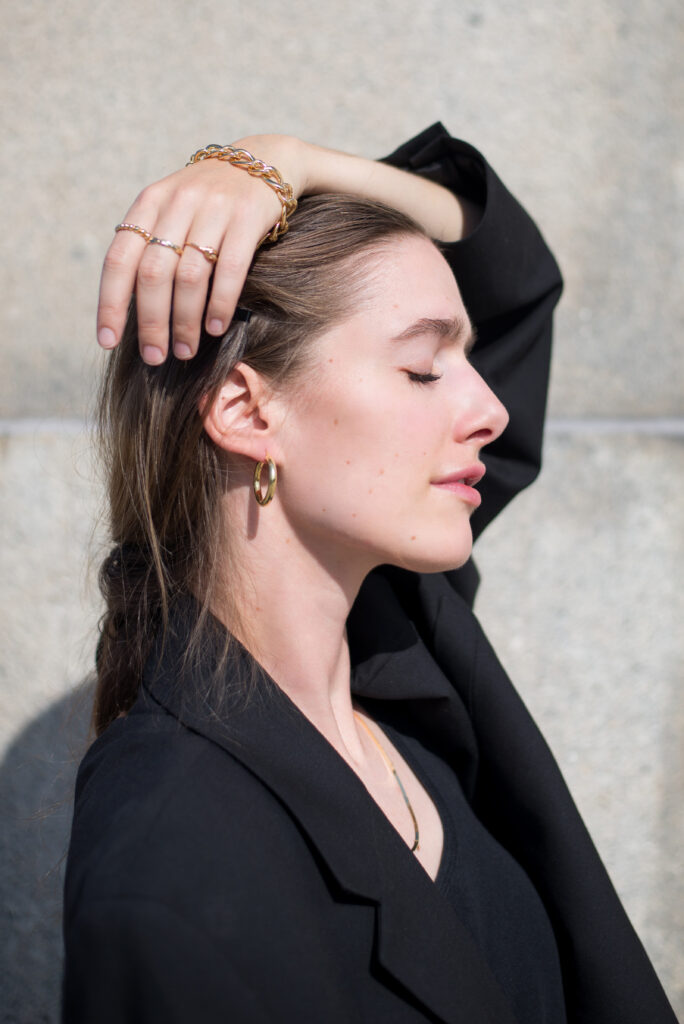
[{"left": 406, "top": 370, "right": 443, "bottom": 384}]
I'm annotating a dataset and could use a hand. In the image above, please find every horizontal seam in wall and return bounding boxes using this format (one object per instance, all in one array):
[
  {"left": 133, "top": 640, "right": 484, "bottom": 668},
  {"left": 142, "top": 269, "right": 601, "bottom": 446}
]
[
  {"left": 0, "top": 418, "right": 89, "bottom": 436},
  {"left": 1, "top": 417, "right": 684, "bottom": 437},
  {"left": 545, "top": 418, "right": 684, "bottom": 436}
]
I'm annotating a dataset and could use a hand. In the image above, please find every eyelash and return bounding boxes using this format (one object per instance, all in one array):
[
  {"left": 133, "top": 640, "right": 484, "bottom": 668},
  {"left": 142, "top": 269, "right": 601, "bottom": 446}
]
[{"left": 406, "top": 371, "right": 443, "bottom": 385}]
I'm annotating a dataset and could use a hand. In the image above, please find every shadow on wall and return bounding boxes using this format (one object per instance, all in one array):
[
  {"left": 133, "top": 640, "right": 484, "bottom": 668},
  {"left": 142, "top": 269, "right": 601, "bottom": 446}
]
[{"left": 0, "top": 680, "right": 94, "bottom": 1024}]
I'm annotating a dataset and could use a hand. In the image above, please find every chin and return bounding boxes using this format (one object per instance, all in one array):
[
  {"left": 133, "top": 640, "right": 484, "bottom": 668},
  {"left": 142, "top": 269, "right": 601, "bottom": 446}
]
[{"left": 388, "top": 540, "right": 474, "bottom": 575}]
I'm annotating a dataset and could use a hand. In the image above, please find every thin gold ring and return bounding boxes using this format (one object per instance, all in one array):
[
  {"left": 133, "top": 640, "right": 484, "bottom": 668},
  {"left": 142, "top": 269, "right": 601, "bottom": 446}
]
[
  {"left": 148, "top": 236, "right": 184, "bottom": 257},
  {"left": 115, "top": 222, "right": 152, "bottom": 242},
  {"left": 184, "top": 242, "right": 219, "bottom": 264}
]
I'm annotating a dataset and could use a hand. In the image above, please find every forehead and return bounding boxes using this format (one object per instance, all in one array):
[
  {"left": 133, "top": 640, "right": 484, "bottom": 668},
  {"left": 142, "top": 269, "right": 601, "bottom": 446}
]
[
  {"left": 353, "top": 234, "right": 468, "bottom": 333},
  {"left": 301, "top": 235, "right": 472, "bottom": 378}
]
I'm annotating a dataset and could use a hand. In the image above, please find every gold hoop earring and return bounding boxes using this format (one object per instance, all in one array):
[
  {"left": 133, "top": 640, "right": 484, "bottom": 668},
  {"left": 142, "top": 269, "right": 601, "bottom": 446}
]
[{"left": 253, "top": 455, "right": 277, "bottom": 506}]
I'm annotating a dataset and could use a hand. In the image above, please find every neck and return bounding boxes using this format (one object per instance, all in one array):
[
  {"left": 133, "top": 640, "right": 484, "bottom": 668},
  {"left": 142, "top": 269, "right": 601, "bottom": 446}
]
[{"left": 212, "top": 484, "right": 377, "bottom": 758}]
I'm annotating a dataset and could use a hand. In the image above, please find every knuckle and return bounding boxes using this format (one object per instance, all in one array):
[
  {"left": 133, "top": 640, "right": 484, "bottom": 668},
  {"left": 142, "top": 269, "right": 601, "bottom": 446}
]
[
  {"left": 137, "top": 255, "right": 167, "bottom": 288},
  {"left": 97, "top": 300, "right": 119, "bottom": 323},
  {"left": 134, "top": 184, "right": 159, "bottom": 209},
  {"left": 102, "top": 245, "right": 131, "bottom": 274},
  {"left": 137, "top": 316, "right": 166, "bottom": 336},
  {"left": 172, "top": 318, "right": 199, "bottom": 342},
  {"left": 215, "top": 248, "right": 245, "bottom": 280},
  {"left": 175, "top": 183, "right": 203, "bottom": 208},
  {"left": 176, "top": 260, "right": 206, "bottom": 289},
  {"left": 203, "top": 189, "right": 232, "bottom": 217}
]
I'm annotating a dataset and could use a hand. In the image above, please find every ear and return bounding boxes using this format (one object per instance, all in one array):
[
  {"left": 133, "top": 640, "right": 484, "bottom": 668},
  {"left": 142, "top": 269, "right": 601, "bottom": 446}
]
[{"left": 200, "top": 362, "right": 283, "bottom": 462}]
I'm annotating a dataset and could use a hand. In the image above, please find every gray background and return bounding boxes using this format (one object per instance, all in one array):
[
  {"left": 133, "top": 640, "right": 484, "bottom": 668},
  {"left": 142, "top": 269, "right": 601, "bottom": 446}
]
[{"left": 1, "top": 0, "right": 682, "bottom": 1019}]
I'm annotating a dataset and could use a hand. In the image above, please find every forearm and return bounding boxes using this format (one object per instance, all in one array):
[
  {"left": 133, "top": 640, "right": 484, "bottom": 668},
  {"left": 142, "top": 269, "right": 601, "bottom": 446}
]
[
  {"left": 237, "top": 134, "right": 480, "bottom": 242},
  {"left": 304, "top": 141, "right": 483, "bottom": 241},
  {"left": 99, "top": 126, "right": 487, "bottom": 362}
]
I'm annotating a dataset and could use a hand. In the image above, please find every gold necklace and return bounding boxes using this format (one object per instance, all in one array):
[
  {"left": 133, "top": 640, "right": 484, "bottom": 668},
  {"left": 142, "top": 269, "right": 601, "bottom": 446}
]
[{"left": 353, "top": 711, "right": 420, "bottom": 851}]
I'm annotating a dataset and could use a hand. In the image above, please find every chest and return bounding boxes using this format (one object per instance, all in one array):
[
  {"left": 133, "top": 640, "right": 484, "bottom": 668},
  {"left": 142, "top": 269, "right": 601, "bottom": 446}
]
[{"left": 345, "top": 716, "right": 446, "bottom": 882}]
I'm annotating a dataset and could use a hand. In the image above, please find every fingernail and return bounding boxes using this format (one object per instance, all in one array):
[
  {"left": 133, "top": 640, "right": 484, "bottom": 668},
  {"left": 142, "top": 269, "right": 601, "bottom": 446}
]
[
  {"left": 98, "top": 327, "right": 116, "bottom": 349},
  {"left": 142, "top": 346, "right": 164, "bottom": 365},
  {"left": 207, "top": 318, "right": 224, "bottom": 335},
  {"left": 174, "top": 343, "right": 192, "bottom": 360}
]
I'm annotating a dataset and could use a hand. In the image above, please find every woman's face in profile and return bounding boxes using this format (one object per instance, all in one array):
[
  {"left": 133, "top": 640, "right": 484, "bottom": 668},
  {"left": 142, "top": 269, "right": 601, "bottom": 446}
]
[{"left": 274, "top": 234, "right": 509, "bottom": 576}]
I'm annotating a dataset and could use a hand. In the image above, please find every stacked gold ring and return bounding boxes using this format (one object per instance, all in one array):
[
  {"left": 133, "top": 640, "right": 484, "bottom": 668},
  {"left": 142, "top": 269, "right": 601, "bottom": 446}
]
[
  {"left": 115, "top": 222, "right": 152, "bottom": 242},
  {"left": 185, "top": 242, "right": 219, "bottom": 264},
  {"left": 148, "top": 236, "right": 184, "bottom": 257},
  {"left": 114, "top": 224, "right": 217, "bottom": 262}
]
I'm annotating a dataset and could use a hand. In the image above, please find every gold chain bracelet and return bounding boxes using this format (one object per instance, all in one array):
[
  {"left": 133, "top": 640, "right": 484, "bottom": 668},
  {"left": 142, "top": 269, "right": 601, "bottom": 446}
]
[{"left": 186, "top": 144, "right": 298, "bottom": 244}]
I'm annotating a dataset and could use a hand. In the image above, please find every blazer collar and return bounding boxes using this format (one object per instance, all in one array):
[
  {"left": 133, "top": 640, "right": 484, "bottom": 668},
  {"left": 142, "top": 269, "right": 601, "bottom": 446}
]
[
  {"left": 350, "top": 567, "right": 455, "bottom": 700},
  {"left": 142, "top": 577, "right": 517, "bottom": 1024}
]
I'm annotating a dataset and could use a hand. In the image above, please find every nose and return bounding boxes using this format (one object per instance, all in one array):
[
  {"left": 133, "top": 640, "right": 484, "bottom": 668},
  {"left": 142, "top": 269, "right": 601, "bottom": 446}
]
[{"left": 455, "top": 365, "right": 509, "bottom": 448}]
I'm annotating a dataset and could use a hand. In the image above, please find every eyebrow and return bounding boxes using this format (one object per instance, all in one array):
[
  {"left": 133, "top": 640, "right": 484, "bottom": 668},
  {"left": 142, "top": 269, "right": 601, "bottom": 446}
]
[{"left": 391, "top": 316, "right": 478, "bottom": 356}]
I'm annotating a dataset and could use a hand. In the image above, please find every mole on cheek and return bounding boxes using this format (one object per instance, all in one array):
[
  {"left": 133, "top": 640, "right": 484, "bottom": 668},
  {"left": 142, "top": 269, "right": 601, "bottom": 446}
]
[
  {"left": 333, "top": 418, "right": 338, "bottom": 426},
  {"left": 378, "top": 468, "right": 385, "bottom": 476}
]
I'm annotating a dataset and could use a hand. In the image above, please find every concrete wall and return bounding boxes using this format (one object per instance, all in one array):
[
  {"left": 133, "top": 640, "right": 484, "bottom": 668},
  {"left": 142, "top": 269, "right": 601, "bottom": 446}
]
[{"left": 1, "top": 0, "right": 682, "bottom": 1019}]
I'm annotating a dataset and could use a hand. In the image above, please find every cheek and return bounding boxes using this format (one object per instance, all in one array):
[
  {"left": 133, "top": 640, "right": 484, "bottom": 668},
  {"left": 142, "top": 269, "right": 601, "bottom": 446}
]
[
  {"left": 297, "top": 391, "right": 444, "bottom": 515},
  {"left": 280, "top": 379, "right": 474, "bottom": 570},
  {"left": 281, "top": 355, "right": 453, "bottom": 526},
  {"left": 303, "top": 385, "right": 396, "bottom": 503}
]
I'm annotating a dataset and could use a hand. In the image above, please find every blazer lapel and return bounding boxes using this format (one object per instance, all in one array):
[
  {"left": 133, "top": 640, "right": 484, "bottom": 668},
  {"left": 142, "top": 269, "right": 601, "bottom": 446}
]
[{"left": 143, "top": 586, "right": 518, "bottom": 1024}]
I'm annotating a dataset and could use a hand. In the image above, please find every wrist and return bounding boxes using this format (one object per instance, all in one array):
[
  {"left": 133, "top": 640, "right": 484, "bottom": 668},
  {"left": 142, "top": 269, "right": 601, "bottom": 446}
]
[{"left": 231, "top": 133, "right": 308, "bottom": 199}]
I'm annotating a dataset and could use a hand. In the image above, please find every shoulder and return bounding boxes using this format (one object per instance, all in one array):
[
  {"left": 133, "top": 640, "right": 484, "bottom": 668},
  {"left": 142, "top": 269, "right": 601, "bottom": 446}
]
[
  {"left": 66, "top": 696, "right": 312, "bottom": 923},
  {"left": 64, "top": 705, "right": 294, "bottom": 1022},
  {"left": 64, "top": 691, "right": 358, "bottom": 1014}
]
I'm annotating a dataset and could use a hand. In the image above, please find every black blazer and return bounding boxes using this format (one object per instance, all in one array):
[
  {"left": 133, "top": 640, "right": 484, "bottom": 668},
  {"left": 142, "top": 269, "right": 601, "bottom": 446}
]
[{"left": 62, "top": 126, "right": 677, "bottom": 1023}]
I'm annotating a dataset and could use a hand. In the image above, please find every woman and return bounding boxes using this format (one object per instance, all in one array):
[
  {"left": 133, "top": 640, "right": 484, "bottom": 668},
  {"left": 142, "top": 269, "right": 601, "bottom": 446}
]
[{"left": 62, "top": 125, "right": 676, "bottom": 1022}]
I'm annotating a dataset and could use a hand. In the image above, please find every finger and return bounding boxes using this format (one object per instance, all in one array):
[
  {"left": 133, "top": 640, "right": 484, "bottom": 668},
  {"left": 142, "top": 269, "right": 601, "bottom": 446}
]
[
  {"left": 204, "top": 214, "right": 265, "bottom": 336},
  {"left": 97, "top": 224, "right": 151, "bottom": 350},
  {"left": 171, "top": 220, "right": 226, "bottom": 358},
  {"left": 97, "top": 185, "right": 165, "bottom": 349},
  {"left": 135, "top": 210, "right": 194, "bottom": 364},
  {"left": 135, "top": 242, "right": 184, "bottom": 364}
]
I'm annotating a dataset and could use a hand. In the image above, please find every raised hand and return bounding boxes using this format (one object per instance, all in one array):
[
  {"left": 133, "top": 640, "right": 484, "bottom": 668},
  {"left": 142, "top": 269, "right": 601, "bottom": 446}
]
[
  {"left": 97, "top": 135, "right": 305, "bottom": 364},
  {"left": 96, "top": 131, "right": 471, "bottom": 366}
]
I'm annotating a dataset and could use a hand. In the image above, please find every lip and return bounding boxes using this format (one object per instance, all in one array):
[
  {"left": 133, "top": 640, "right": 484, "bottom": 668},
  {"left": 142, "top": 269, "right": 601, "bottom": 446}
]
[{"left": 431, "top": 463, "right": 485, "bottom": 507}]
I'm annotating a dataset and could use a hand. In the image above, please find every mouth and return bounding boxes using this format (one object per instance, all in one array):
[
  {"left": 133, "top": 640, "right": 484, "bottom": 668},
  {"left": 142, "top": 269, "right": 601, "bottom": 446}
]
[
  {"left": 432, "top": 464, "right": 485, "bottom": 488},
  {"left": 431, "top": 464, "right": 485, "bottom": 507}
]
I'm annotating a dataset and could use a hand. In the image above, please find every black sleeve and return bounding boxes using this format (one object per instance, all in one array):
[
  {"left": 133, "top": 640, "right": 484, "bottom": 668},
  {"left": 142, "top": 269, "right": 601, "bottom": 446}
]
[
  {"left": 382, "top": 124, "right": 563, "bottom": 605},
  {"left": 414, "top": 568, "right": 679, "bottom": 1024},
  {"left": 467, "top": 621, "right": 679, "bottom": 1024}
]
